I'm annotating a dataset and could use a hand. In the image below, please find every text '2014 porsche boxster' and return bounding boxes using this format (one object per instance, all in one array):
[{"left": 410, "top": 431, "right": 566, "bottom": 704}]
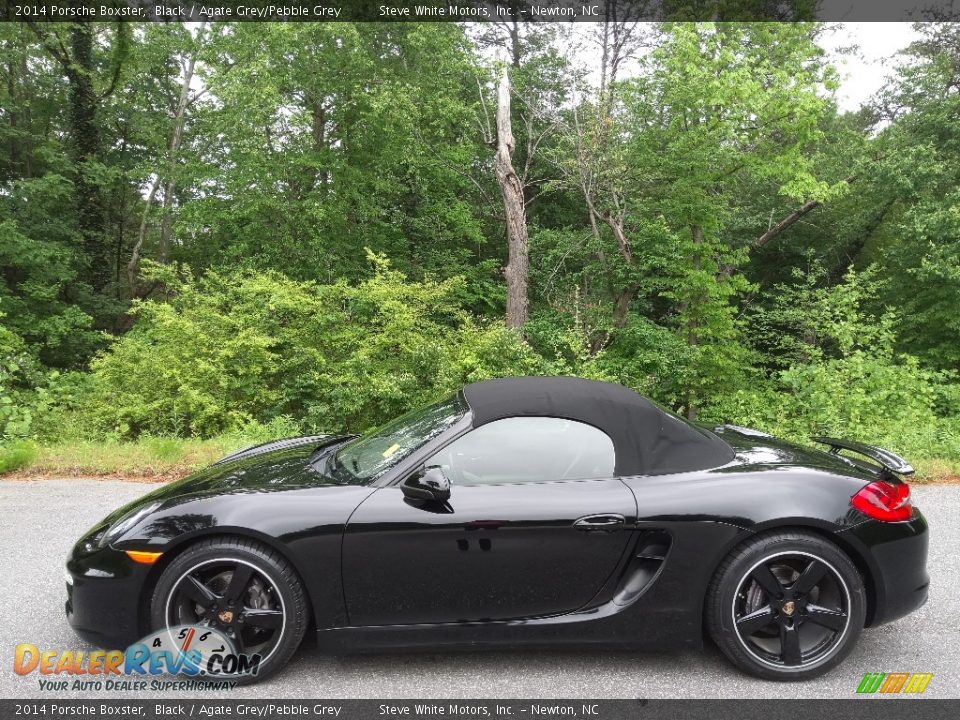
[{"left": 66, "top": 377, "right": 929, "bottom": 682}]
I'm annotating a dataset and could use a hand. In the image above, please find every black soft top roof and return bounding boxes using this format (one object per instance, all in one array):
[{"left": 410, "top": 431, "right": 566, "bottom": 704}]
[{"left": 462, "top": 376, "right": 734, "bottom": 477}]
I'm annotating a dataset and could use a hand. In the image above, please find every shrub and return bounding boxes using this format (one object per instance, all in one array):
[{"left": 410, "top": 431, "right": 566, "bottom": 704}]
[
  {"left": 707, "top": 267, "right": 960, "bottom": 465},
  {"left": 85, "top": 255, "right": 546, "bottom": 438},
  {"left": 0, "top": 316, "right": 43, "bottom": 439},
  {"left": 0, "top": 439, "right": 37, "bottom": 473}
]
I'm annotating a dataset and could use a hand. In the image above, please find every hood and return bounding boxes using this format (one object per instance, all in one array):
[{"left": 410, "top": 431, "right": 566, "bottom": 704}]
[
  {"left": 77, "top": 434, "right": 358, "bottom": 555},
  {"left": 211, "top": 434, "right": 339, "bottom": 466},
  {"left": 132, "top": 434, "right": 354, "bottom": 509}
]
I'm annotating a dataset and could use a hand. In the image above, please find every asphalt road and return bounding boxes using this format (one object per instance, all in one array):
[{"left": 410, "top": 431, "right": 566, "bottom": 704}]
[{"left": 1, "top": 479, "right": 957, "bottom": 700}]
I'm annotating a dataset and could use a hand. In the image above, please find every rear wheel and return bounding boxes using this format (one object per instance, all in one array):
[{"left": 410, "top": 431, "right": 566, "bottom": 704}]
[
  {"left": 706, "top": 531, "right": 866, "bottom": 680},
  {"left": 150, "top": 537, "right": 308, "bottom": 683}
]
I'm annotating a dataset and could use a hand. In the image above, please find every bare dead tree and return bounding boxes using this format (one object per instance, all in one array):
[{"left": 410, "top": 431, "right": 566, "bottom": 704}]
[{"left": 494, "top": 67, "right": 530, "bottom": 329}]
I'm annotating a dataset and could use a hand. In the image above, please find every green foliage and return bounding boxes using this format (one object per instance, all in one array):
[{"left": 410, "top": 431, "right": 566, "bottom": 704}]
[
  {"left": 83, "top": 254, "right": 544, "bottom": 438},
  {"left": 865, "top": 25, "right": 960, "bottom": 370},
  {"left": 745, "top": 263, "right": 897, "bottom": 367},
  {"left": 1, "top": 21, "right": 959, "bottom": 476},
  {"left": 625, "top": 23, "right": 835, "bottom": 413},
  {"left": 0, "top": 177, "right": 105, "bottom": 369},
  {"left": 0, "top": 314, "right": 42, "bottom": 439},
  {"left": 173, "top": 23, "right": 493, "bottom": 304},
  {"left": 709, "top": 268, "right": 960, "bottom": 463},
  {"left": 12, "top": 436, "right": 238, "bottom": 478},
  {"left": 584, "top": 316, "right": 695, "bottom": 405},
  {"left": 0, "top": 439, "right": 37, "bottom": 473}
]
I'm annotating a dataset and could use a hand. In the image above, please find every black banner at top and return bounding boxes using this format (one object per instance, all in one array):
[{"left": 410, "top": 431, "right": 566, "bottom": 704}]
[{"left": 0, "top": 0, "right": 956, "bottom": 22}]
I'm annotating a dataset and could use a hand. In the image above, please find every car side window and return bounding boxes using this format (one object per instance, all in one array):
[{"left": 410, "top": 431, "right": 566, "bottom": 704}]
[{"left": 426, "top": 416, "right": 615, "bottom": 485}]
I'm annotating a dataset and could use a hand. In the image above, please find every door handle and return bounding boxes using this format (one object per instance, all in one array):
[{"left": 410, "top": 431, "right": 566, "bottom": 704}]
[{"left": 574, "top": 514, "right": 626, "bottom": 532}]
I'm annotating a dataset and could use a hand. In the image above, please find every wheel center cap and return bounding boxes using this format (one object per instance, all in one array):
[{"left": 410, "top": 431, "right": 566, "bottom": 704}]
[
  {"left": 217, "top": 610, "right": 234, "bottom": 624},
  {"left": 781, "top": 600, "right": 796, "bottom": 617}
]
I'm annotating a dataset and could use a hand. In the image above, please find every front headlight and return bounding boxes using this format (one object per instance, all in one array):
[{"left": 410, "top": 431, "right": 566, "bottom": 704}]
[{"left": 98, "top": 501, "right": 162, "bottom": 548}]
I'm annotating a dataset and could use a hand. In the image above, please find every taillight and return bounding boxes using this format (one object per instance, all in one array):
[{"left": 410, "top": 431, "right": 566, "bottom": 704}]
[{"left": 851, "top": 480, "right": 912, "bottom": 522}]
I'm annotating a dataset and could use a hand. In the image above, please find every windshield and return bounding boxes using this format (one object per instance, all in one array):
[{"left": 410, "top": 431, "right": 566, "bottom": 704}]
[{"left": 333, "top": 395, "right": 467, "bottom": 483}]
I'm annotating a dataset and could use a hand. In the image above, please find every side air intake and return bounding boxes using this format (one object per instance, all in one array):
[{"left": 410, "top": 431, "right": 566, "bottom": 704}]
[{"left": 612, "top": 531, "right": 672, "bottom": 607}]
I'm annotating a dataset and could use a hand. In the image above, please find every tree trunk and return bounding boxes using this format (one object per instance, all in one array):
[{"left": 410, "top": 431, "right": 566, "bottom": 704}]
[
  {"left": 6, "top": 41, "right": 21, "bottom": 177},
  {"left": 114, "top": 130, "right": 128, "bottom": 294},
  {"left": 494, "top": 67, "right": 529, "bottom": 329},
  {"left": 508, "top": 19, "right": 521, "bottom": 69},
  {"left": 589, "top": 281, "right": 639, "bottom": 353},
  {"left": 67, "top": 23, "right": 108, "bottom": 290},
  {"left": 587, "top": 199, "right": 640, "bottom": 342},
  {"left": 611, "top": 283, "right": 638, "bottom": 329},
  {"left": 717, "top": 176, "right": 859, "bottom": 281},
  {"left": 310, "top": 96, "right": 330, "bottom": 192},
  {"left": 128, "top": 37, "right": 200, "bottom": 295},
  {"left": 157, "top": 46, "right": 197, "bottom": 264},
  {"left": 685, "top": 224, "right": 704, "bottom": 421},
  {"left": 158, "top": 177, "right": 176, "bottom": 263},
  {"left": 128, "top": 178, "right": 160, "bottom": 295}
]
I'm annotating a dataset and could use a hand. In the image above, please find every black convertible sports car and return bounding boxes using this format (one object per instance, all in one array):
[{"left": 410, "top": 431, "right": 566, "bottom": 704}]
[{"left": 66, "top": 377, "right": 929, "bottom": 681}]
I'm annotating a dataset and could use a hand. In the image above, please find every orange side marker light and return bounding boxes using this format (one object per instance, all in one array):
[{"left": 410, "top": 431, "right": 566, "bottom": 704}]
[{"left": 125, "top": 550, "right": 163, "bottom": 565}]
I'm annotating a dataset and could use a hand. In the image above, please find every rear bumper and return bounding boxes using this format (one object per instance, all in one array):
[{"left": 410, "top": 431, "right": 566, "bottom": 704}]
[
  {"left": 65, "top": 544, "right": 149, "bottom": 649},
  {"left": 839, "top": 509, "right": 929, "bottom": 627}
]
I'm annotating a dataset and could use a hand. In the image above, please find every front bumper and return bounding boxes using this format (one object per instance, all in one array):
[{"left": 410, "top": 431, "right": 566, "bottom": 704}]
[
  {"left": 839, "top": 508, "right": 929, "bottom": 627},
  {"left": 65, "top": 543, "right": 151, "bottom": 649}
]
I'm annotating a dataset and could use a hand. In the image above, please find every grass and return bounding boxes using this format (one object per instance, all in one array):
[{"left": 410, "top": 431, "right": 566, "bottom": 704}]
[
  {"left": 0, "top": 440, "right": 38, "bottom": 474},
  {"left": 0, "top": 436, "right": 248, "bottom": 480},
  {"left": 911, "top": 457, "right": 960, "bottom": 484},
  {"left": 1, "top": 436, "right": 958, "bottom": 483}
]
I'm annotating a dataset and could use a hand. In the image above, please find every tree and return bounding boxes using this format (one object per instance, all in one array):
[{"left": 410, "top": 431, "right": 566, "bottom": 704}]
[
  {"left": 555, "top": 23, "right": 838, "bottom": 417},
  {"left": 493, "top": 67, "right": 530, "bottom": 329},
  {"left": 557, "top": 16, "right": 652, "bottom": 349},
  {"left": 865, "top": 22, "right": 960, "bottom": 369},
  {"left": 0, "top": 25, "right": 106, "bottom": 367},
  {"left": 27, "top": 21, "right": 129, "bottom": 292},
  {"left": 128, "top": 23, "right": 210, "bottom": 298},
  {"left": 172, "top": 23, "right": 493, "bottom": 294}
]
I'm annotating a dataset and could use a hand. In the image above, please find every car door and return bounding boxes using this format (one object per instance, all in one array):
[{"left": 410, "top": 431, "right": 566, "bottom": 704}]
[{"left": 341, "top": 416, "right": 637, "bottom": 626}]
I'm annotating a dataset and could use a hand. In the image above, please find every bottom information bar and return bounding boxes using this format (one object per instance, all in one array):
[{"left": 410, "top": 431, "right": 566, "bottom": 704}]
[{"left": 3, "top": 699, "right": 959, "bottom": 720}]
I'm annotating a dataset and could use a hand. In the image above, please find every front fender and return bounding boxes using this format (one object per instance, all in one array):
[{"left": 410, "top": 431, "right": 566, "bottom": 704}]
[{"left": 115, "top": 485, "right": 377, "bottom": 631}]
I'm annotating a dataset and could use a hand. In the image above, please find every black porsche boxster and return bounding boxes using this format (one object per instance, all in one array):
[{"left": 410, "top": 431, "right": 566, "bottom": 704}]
[{"left": 66, "top": 377, "right": 928, "bottom": 682}]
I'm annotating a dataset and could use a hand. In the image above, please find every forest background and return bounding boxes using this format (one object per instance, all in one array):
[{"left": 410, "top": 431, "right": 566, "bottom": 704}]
[{"left": 1, "top": 18, "right": 959, "bottom": 480}]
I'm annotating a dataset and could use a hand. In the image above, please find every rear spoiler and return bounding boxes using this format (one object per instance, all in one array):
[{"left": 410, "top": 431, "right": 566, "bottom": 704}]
[{"left": 811, "top": 436, "right": 914, "bottom": 476}]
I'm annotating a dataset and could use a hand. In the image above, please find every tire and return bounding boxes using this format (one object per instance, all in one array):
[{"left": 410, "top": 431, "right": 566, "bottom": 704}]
[
  {"left": 706, "top": 530, "right": 866, "bottom": 681},
  {"left": 150, "top": 537, "right": 309, "bottom": 683}
]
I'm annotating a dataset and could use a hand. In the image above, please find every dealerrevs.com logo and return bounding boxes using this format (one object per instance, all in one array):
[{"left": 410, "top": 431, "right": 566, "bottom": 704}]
[
  {"left": 14, "top": 625, "right": 260, "bottom": 691},
  {"left": 856, "top": 672, "right": 933, "bottom": 694}
]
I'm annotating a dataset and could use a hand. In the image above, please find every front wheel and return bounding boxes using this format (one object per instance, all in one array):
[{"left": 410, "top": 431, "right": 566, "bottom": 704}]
[
  {"left": 150, "top": 537, "right": 309, "bottom": 683},
  {"left": 706, "top": 531, "right": 866, "bottom": 680}
]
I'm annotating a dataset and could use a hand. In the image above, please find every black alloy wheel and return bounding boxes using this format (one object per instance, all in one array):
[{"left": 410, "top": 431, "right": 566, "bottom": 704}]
[
  {"left": 706, "top": 531, "right": 866, "bottom": 680},
  {"left": 167, "top": 558, "right": 285, "bottom": 657},
  {"left": 733, "top": 552, "right": 850, "bottom": 667},
  {"left": 151, "top": 537, "right": 308, "bottom": 682}
]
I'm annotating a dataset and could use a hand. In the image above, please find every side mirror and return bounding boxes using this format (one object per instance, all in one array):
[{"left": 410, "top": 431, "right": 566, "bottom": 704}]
[{"left": 402, "top": 466, "right": 451, "bottom": 502}]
